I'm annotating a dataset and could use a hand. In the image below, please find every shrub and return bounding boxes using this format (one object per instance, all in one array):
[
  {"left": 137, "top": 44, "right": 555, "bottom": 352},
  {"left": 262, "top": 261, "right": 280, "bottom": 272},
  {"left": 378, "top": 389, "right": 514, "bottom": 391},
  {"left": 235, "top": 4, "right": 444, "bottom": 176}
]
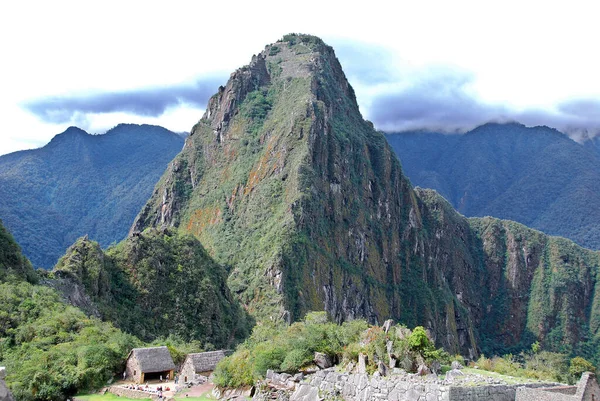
[{"left": 569, "top": 356, "right": 596, "bottom": 381}]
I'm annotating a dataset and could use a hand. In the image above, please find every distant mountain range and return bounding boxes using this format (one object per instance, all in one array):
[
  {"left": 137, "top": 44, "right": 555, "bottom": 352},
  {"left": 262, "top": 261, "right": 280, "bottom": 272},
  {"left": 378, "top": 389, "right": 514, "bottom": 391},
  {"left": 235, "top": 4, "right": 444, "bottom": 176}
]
[
  {"left": 385, "top": 122, "right": 600, "bottom": 250},
  {"left": 0, "top": 124, "right": 184, "bottom": 268}
]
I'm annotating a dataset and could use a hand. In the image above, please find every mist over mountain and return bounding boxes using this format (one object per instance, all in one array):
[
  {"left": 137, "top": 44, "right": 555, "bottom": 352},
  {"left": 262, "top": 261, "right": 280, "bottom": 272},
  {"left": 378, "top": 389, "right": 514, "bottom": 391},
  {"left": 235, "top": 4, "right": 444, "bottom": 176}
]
[
  {"left": 0, "top": 124, "right": 184, "bottom": 268},
  {"left": 385, "top": 122, "right": 600, "bottom": 249}
]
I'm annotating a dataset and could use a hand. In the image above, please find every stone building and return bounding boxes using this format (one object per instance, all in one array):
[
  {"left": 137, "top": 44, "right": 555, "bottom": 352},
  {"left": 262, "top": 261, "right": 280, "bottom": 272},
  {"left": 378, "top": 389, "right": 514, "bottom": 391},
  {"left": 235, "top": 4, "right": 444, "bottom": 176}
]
[
  {"left": 125, "top": 346, "right": 176, "bottom": 384},
  {"left": 516, "top": 372, "right": 600, "bottom": 401},
  {"left": 180, "top": 350, "right": 228, "bottom": 383},
  {"left": 0, "top": 367, "right": 14, "bottom": 401}
]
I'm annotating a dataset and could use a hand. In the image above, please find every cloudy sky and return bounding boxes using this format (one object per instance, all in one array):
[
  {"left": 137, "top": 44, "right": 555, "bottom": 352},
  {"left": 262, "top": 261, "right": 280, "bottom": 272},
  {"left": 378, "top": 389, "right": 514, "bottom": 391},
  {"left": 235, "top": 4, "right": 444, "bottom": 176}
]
[{"left": 2, "top": 0, "right": 600, "bottom": 155}]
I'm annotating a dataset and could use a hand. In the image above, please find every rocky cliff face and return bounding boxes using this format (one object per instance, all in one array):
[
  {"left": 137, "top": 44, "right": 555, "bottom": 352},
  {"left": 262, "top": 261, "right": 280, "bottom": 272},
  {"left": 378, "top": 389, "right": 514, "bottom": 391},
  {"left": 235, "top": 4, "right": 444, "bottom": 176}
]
[{"left": 132, "top": 34, "right": 600, "bottom": 358}]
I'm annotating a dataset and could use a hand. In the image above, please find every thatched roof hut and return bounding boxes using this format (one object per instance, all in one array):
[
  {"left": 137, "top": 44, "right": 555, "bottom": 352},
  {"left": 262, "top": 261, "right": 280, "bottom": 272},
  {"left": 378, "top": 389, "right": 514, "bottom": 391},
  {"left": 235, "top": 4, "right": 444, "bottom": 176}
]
[
  {"left": 125, "top": 346, "right": 176, "bottom": 384},
  {"left": 180, "top": 350, "right": 229, "bottom": 383}
]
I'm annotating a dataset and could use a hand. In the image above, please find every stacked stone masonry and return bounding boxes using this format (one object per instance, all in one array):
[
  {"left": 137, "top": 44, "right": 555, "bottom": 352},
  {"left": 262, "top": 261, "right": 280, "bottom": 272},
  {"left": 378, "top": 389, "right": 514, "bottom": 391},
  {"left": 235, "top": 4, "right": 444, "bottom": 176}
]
[{"left": 258, "top": 369, "right": 565, "bottom": 401}]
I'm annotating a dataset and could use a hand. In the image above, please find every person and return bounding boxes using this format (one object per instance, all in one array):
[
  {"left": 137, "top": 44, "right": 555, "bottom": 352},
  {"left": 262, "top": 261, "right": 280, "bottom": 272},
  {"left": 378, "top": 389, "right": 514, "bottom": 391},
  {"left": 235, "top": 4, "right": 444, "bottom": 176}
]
[
  {"left": 159, "top": 374, "right": 163, "bottom": 382},
  {"left": 123, "top": 371, "right": 126, "bottom": 381},
  {"left": 174, "top": 375, "right": 178, "bottom": 384}
]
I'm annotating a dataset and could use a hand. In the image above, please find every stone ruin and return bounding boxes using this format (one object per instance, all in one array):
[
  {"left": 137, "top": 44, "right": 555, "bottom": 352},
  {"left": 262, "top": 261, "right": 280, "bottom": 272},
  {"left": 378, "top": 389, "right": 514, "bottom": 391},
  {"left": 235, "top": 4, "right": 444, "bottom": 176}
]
[{"left": 516, "top": 372, "right": 600, "bottom": 401}]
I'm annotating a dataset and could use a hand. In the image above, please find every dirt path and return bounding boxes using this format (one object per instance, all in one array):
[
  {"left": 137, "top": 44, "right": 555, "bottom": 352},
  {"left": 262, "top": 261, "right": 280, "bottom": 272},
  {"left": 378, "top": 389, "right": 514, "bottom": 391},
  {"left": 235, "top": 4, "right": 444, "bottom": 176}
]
[{"left": 184, "top": 382, "right": 215, "bottom": 397}]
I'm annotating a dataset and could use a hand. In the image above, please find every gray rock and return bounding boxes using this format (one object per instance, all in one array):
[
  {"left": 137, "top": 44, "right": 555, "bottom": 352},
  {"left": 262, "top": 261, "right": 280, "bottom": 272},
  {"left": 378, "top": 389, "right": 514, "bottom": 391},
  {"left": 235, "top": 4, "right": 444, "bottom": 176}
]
[
  {"left": 266, "top": 369, "right": 274, "bottom": 380},
  {"left": 445, "top": 368, "right": 464, "bottom": 381},
  {"left": 292, "top": 373, "right": 304, "bottom": 382},
  {"left": 405, "top": 388, "right": 421, "bottom": 401},
  {"left": 383, "top": 319, "right": 394, "bottom": 333},
  {"left": 377, "top": 361, "right": 389, "bottom": 377},
  {"left": 451, "top": 360, "right": 464, "bottom": 370},
  {"left": 417, "top": 364, "right": 430, "bottom": 376},
  {"left": 430, "top": 360, "right": 441, "bottom": 374},
  {"left": 0, "top": 369, "right": 4, "bottom": 380},
  {"left": 358, "top": 353, "right": 367, "bottom": 374},
  {"left": 314, "top": 352, "right": 332, "bottom": 369}
]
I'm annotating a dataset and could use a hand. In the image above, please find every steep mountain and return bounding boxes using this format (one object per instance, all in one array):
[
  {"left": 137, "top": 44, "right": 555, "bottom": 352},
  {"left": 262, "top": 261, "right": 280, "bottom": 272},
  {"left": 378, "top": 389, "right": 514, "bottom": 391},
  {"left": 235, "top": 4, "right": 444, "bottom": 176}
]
[
  {"left": 51, "top": 229, "right": 252, "bottom": 346},
  {"left": 385, "top": 123, "right": 600, "bottom": 249},
  {"left": 0, "top": 124, "right": 184, "bottom": 268},
  {"left": 132, "top": 34, "right": 600, "bottom": 360}
]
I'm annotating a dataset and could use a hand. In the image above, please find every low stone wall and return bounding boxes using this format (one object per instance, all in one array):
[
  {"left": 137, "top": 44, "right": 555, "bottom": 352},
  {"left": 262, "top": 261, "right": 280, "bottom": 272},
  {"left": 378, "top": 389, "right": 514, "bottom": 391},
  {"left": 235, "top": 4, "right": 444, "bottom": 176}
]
[
  {"left": 108, "top": 386, "right": 159, "bottom": 400},
  {"left": 515, "top": 372, "right": 600, "bottom": 401}
]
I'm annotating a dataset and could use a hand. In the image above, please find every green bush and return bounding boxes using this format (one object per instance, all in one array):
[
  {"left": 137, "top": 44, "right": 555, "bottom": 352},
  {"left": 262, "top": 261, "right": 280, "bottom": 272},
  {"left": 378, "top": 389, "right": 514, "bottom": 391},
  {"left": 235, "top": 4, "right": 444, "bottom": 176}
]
[{"left": 569, "top": 356, "right": 596, "bottom": 381}]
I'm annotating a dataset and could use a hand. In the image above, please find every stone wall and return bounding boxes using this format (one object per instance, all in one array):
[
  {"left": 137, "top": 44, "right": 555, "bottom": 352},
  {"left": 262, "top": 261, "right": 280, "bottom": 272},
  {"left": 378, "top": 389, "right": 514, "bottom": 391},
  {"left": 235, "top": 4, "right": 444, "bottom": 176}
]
[
  {"left": 515, "top": 372, "right": 600, "bottom": 401},
  {"left": 108, "top": 386, "right": 159, "bottom": 400},
  {"left": 0, "top": 368, "right": 14, "bottom": 401},
  {"left": 261, "top": 369, "right": 556, "bottom": 401}
]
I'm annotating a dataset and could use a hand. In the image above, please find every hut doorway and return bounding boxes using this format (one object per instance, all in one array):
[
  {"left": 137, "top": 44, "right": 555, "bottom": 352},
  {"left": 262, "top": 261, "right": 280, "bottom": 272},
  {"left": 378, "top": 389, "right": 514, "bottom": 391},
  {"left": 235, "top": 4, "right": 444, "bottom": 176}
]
[{"left": 144, "top": 371, "right": 170, "bottom": 382}]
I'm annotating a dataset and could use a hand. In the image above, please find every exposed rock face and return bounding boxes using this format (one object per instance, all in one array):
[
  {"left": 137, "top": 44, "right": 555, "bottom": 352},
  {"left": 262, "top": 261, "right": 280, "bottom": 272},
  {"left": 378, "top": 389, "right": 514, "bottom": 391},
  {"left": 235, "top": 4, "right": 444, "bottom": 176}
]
[
  {"left": 131, "top": 34, "right": 600, "bottom": 357},
  {"left": 0, "top": 368, "right": 14, "bottom": 401}
]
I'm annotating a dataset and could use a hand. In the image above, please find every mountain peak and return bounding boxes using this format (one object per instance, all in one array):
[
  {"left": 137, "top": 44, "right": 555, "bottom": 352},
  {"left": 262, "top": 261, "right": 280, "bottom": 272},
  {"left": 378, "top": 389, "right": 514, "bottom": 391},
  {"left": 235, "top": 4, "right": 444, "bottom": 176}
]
[{"left": 198, "top": 34, "right": 360, "bottom": 143}]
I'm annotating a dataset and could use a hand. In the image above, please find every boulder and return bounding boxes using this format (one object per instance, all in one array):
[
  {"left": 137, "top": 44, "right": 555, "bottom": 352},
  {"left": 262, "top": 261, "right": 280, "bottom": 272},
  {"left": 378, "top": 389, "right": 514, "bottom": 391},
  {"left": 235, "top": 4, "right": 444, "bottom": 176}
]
[
  {"left": 314, "top": 352, "right": 332, "bottom": 369},
  {"left": 430, "top": 360, "right": 441, "bottom": 374},
  {"left": 417, "top": 364, "right": 430, "bottom": 376},
  {"left": 446, "top": 369, "right": 464, "bottom": 381},
  {"left": 451, "top": 360, "right": 464, "bottom": 370}
]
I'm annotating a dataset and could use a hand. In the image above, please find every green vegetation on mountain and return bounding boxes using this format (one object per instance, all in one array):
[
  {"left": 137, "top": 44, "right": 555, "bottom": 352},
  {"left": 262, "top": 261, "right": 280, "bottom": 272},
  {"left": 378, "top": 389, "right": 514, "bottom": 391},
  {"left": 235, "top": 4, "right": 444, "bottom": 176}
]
[
  {"left": 0, "top": 124, "right": 184, "bottom": 268},
  {"left": 0, "top": 219, "right": 37, "bottom": 283},
  {"left": 0, "top": 220, "right": 140, "bottom": 401},
  {"left": 132, "top": 34, "right": 600, "bottom": 363},
  {"left": 52, "top": 228, "right": 252, "bottom": 347},
  {"left": 385, "top": 123, "right": 600, "bottom": 250}
]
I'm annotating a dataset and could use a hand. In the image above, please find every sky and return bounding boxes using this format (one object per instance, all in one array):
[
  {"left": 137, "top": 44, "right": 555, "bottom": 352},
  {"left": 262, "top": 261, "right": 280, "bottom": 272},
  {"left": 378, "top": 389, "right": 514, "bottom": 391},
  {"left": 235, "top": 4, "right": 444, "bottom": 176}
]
[{"left": 2, "top": 0, "right": 600, "bottom": 155}]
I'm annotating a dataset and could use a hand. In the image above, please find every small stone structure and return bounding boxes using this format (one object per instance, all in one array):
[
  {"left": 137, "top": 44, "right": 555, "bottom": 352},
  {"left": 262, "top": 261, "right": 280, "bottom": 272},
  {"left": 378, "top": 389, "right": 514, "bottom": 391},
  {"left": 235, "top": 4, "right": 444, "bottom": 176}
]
[
  {"left": 516, "top": 372, "right": 600, "bottom": 401},
  {"left": 180, "top": 350, "right": 229, "bottom": 383},
  {"left": 125, "top": 346, "right": 176, "bottom": 384},
  {"left": 0, "top": 367, "right": 15, "bottom": 401}
]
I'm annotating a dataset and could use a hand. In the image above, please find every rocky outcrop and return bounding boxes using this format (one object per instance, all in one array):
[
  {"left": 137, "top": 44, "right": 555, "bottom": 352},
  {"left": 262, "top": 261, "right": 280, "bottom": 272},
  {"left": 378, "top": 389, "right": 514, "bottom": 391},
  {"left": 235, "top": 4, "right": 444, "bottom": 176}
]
[
  {"left": 54, "top": 229, "right": 252, "bottom": 347},
  {"left": 130, "top": 34, "right": 600, "bottom": 357},
  {"left": 0, "top": 368, "right": 14, "bottom": 401}
]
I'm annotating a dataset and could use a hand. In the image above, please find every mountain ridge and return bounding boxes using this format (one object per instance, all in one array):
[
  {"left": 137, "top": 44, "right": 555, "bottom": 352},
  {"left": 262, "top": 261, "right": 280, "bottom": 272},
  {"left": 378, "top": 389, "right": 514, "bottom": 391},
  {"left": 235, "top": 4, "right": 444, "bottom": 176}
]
[
  {"left": 0, "top": 123, "right": 184, "bottom": 268},
  {"left": 385, "top": 122, "right": 600, "bottom": 249}
]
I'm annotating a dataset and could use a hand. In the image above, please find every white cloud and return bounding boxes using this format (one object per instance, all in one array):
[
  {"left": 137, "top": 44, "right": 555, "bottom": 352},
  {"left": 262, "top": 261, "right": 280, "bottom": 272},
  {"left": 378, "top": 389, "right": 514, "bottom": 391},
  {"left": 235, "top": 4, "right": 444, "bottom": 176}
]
[{"left": 2, "top": 0, "right": 600, "bottom": 154}]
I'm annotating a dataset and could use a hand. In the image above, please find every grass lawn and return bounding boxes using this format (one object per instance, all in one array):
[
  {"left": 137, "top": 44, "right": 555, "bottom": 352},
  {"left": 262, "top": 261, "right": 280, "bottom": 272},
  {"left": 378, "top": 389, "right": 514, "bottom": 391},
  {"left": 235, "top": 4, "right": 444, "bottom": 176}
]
[
  {"left": 461, "top": 367, "right": 543, "bottom": 385},
  {"left": 75, "top": 393, "right": 139, "bottom": 401}
]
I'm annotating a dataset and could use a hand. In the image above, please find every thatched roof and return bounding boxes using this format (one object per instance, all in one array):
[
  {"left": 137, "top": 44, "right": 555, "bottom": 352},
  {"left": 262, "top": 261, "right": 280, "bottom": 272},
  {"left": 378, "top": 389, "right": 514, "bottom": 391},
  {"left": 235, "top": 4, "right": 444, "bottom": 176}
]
[
  {"left": 128, "top": 346, "right": 176, "bottom": 373},
  {"left": 185, "top": 350, "right": 228, "bottom": 372}
]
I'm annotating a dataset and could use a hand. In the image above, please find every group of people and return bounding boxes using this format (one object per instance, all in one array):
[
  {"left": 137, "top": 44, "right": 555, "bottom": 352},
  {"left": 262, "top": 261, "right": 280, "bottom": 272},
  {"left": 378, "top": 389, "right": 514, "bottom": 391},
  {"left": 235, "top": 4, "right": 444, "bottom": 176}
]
[{"left": 122, "top": 383, "right": 171, "bottom": 393}]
